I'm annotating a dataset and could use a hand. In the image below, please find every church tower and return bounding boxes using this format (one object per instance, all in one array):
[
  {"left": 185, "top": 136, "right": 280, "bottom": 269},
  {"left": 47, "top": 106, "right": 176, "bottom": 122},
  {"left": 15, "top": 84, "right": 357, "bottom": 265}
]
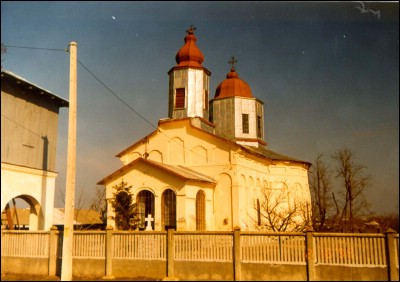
[
  {"left": 168, "top": 26, "right": 211, "bottom": 120},
  {"left": 210, "top": 57, "right": 266, "bottom": 148}
]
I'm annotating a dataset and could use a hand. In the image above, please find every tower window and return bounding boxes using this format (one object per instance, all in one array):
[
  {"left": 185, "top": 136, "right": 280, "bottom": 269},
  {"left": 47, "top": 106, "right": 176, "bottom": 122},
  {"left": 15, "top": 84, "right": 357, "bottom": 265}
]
[
  {"left": 175, "top": 88, "right": 185, "bottom": 108},
  {"left": 203, "top": 90, "right": 208, "bottom": 110},
  {"left": 242, "top": 114, "right": 249, "bottom": 134},
  {"left": 257, "top": 115, "right": 262, "bottom": 138}
]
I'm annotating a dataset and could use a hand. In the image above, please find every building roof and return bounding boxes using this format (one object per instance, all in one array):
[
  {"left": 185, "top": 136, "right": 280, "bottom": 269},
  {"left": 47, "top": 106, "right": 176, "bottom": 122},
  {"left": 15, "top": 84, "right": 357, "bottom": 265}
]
[
  {"left": 99, "top": 118, "right": 311, "bottom": 186},
  {"left": 1, "top": 68, "right": 69, "bottom": 108},
  {"left": 53, "top": 208, "right": 103, "bottom": 225},
  {"left": 98, "top": 157, "right": 216, "bottom": 185},
  {"left": 175, "top": 25, "right": 204, "bottom": 68},
  {"left": 1, "top": 208, "right": 102, "bottom": 226},
  {"left": 119, "top": 117, "right": 311, "bottom": 167},
  {"left": 241, "top": 145, "right": 311, "bottom": 167},
  {"left": 214, "top": 67, "right": 253, "bottom": 99},
  {"left": 168, "top": 26, "right": 211, "bottom": 75}
]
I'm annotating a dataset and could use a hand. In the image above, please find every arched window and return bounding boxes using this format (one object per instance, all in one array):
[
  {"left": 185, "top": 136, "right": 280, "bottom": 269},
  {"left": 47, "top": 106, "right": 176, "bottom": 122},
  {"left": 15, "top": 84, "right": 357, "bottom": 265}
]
[
  {"left": 196, "top": 190, "right": 206, "bottom": 230},
  {"left": 136, "top": 190, "right": 155, "bottom": 230},
  {"left": 162, "top": 189, "right": 176, "bottom": 230}
]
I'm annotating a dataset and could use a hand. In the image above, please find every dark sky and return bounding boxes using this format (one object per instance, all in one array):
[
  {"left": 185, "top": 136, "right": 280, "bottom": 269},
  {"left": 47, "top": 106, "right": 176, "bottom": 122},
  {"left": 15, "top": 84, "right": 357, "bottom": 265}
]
[{"left": 1, "top": 1, "right": 398, "bottom": 214}]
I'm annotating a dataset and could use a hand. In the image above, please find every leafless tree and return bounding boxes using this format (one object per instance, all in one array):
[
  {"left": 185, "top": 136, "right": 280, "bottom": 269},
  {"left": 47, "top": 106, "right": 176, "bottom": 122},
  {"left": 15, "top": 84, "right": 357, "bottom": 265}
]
[
  {"left": 332, "top": 148, "right": 371, "bottom": 232},
  {"left": 58, "top": 187, "right": 88, "bottom": 230},
  {"left": 253, "top": 184, "right": 311, "bottom": 232},
  {"left": 89, "top": 186, "right": 107, "bottom": 225},
  {"left": 309, "top": 153, "right": 334, "bottom": 231}
]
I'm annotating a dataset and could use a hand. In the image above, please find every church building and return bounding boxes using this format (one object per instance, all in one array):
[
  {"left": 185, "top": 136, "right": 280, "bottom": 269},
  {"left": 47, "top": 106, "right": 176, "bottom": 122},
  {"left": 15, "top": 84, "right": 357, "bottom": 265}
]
[{"left": 98, "top": 26, "right": 312, "bottom": 231}]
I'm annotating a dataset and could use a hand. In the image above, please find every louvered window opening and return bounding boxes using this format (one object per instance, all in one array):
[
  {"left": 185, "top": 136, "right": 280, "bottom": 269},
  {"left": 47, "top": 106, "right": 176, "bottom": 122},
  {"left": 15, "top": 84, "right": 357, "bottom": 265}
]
[
  {"left": 257, "top": 115, "right": 262, "bottom": 138},
  {"left": 242, "top": 114, "right": 249, "bottom": 134},
  {"left": 175, "top": 88, "right": 185, "bottom": 108}
]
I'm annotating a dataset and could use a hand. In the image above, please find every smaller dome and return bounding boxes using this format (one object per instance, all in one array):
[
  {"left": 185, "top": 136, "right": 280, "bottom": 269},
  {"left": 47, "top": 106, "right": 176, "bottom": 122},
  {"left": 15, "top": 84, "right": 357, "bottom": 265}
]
[
  {"left": 214, "top": 67, "right": 253, "bottom": 99},
  {"left": 175, "top": 26, "right": 204, "bottom": 67}
]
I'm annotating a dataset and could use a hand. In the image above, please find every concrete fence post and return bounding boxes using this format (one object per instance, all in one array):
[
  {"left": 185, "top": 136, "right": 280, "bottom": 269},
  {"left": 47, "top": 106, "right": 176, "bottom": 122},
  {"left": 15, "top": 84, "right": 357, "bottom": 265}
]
[
  {"left": 103, "top": 226, "right": 115, "bottom": 279},
  {"left": 233, "top": 227, "right": 241, "bottom": 281},
  {"left": 48, "top": 226, "right": 58, "bottom": 276},
  {"left": 385, "top": 228, "right": 398, "bottom": 281},
  {"left": 166, "top": 229, "right": 175, "bottom": 279},
  {"left": 305, "top": 228, "right": 315, "bottom": 281}
]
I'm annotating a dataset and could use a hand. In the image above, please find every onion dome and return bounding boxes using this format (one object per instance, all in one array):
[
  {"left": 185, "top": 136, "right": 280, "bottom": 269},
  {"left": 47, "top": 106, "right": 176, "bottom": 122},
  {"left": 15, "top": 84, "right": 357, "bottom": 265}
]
[
  {"left": 175, "top": 25, "right": 204, "bottom": 67},
  {"left": 214, "top": 58, "right": 253, "bottom": 99}
]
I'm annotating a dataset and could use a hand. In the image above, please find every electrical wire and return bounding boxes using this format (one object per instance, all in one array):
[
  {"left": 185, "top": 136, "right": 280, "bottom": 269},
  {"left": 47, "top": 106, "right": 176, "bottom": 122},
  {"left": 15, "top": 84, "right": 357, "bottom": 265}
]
[
  {"left": 3, "top": 44, "right": 67, "bottom": 52},
  {"left": 77, "top": 59, "right": 157, "bottom": 131},
  {"left": 3, "top": 43, "right": 219, "bottom": 163}
]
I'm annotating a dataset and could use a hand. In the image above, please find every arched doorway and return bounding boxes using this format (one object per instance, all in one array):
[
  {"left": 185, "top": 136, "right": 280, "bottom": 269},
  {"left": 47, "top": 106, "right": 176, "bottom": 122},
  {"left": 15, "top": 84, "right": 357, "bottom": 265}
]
[
  {"left": 161, "top": 189, "right": 176, "bottom": 230},
  {"left": 136, "top": 190, "right": 155, "bottom": 230}
]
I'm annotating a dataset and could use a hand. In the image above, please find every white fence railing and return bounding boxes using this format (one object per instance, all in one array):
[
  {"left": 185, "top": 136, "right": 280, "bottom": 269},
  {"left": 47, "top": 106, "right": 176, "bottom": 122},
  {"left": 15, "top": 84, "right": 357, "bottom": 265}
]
[
  {"left": 113, "top": 232, "right": 166, "bottom": 260},
  {"left": 1, "top": 231, "right": 49, "bottom": 258},
  {"left": 314, "top": 233, "right": 387, "bottom": 266},
  {"left": 73, "top": 231, "right": 106, "bottom": 259},
  {"left": 1, "top": 230, "right": 399, "bottom": 269},
  {"left": 241, "top": 233, "right": 305, "bottom": 264},
  {"left": 174, "top": 232, "right": 233, "bottom": 262}
]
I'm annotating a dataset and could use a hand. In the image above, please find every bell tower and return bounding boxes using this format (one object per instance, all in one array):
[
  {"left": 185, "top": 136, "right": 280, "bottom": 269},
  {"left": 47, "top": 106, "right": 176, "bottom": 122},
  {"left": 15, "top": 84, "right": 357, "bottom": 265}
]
[
  {"left": 210, "top": 57, "right": 266, "bottom": 148},
  {"left": 168, "top": 26, "right": 211, "bottom": 120}
]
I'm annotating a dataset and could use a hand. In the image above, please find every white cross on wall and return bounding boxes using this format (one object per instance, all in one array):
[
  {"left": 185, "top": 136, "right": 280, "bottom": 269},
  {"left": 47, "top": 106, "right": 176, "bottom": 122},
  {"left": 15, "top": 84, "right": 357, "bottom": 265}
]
[{"left": 145, "top": 214, "right": 154, "bottom": 231}]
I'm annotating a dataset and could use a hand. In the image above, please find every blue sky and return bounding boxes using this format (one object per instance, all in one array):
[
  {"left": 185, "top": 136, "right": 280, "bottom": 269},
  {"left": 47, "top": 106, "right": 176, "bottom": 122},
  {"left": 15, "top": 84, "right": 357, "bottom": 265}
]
[{"left": 1, "top": 1, "right": 398, "bottom": 214}]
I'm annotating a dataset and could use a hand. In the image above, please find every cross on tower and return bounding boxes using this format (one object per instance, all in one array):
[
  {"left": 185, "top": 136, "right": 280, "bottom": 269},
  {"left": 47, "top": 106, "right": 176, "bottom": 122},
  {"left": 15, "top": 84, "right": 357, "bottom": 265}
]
[
  {"left": 186, "top": 24, "right": 196, "bottom": 34},
  {"left": 145, "top": 214, "right": 154, "bottom": 231},
  {"left": 229, "top": 56, "right": 237, "bottom": 71}
]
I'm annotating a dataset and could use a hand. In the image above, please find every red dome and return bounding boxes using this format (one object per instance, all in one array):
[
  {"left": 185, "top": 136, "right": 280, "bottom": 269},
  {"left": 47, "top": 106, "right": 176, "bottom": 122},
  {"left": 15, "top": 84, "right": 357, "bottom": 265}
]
[
  {"left": 175, "top": 27, "right": 204, "bottom": 67},
  {"left": 214, "top": 68, "right": 253, "bottom": 99}
]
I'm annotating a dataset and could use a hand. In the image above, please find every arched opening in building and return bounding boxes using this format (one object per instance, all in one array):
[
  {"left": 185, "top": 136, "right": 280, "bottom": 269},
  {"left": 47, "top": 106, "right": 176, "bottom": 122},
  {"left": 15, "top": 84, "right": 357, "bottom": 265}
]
[
  {"left": 161, "top": 189, "right": 176, "bottom": 230},
  {"left": 136, "top": 190, "right": 155, "bottom": 230},
  {"left": 1, "top": 195, "right": 43, "bottom": 230}
]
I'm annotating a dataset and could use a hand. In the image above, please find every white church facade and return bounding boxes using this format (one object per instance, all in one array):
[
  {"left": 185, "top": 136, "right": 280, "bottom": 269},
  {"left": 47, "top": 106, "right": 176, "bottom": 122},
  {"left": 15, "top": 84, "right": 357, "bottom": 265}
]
[{"left": 98, "top": 26, "right": 312, "bottom": 231}]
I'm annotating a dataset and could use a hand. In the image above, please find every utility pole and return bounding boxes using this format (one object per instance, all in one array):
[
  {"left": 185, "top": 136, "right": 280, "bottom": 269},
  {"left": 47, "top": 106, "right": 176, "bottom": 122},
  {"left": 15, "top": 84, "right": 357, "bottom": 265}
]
[{"left": 61, "top": 41, "right": 77, "bottom": 281}]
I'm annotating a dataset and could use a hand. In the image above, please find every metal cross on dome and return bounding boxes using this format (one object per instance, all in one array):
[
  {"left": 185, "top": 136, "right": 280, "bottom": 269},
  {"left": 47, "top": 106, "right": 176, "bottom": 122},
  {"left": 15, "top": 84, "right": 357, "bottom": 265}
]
[
  {"left": 229, "top": 56, "right": 238, "bottom": 71},
  {"left": 186, "top": 24, "right": 196, "bottom": 34}
]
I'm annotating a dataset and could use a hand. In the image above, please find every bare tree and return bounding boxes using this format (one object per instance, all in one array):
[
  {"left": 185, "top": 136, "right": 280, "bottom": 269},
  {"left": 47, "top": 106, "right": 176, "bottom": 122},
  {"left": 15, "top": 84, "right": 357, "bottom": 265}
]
[
  {"left": 89, "top": 186, "right": 107, "bottom": 225},
  {"left": 58, "top": 187, "right": 88, "bottom": 230},
  {"left": 332, "top": 148, "right": 371, "bottom": 232},
  {"left": 309, "top": 153, "right": 334, "bottom": 231},
  {"left": 253, "top": 183, "right": 311, "bottom": 232}
]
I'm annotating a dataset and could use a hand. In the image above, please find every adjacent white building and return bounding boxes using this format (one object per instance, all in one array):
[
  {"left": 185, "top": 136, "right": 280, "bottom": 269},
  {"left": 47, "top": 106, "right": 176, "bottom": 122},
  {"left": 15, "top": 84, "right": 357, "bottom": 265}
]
[{"left": 1, "top": 68, "right": 68, "bottom": 230}]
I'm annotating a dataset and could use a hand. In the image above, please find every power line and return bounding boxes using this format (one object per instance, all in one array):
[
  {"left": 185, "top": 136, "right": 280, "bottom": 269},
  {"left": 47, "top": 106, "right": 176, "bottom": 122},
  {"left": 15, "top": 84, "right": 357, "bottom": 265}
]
[
  {"left": 77, "top": 60, "right": 157, "bottom": 131},
  {"left": 77, "top": 60, "right": 210, "bottom": 162},
  {"left": 3, "top": 44, "right": 67, "bottom": 52},
  {"left": 3, "top": 43, "right": 210, "bottom": 162}
]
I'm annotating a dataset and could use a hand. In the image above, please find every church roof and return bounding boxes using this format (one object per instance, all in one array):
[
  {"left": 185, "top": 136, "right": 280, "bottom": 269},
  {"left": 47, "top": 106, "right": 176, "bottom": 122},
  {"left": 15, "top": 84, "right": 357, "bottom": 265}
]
[
  {"left": 214, "top": 67, "right": 253, "bottom": 99},
  {"left": 97, "top": 157, "right": 215, "bottom": 185},
  {"left": 113, "top": 118, "right": 311, "bottom": 170},
  {"left": 241, "top": 145, "right": 311, "bottom": 166},
  {"left": 175, "top": 25, "right": 204, "bottom": 68}
]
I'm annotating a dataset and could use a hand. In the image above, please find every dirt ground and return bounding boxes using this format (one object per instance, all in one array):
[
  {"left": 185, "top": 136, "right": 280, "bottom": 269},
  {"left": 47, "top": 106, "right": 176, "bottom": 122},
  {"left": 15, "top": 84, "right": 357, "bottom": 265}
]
[{"left": 1, "top": 273, "right": 159, "bottom": 281}]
